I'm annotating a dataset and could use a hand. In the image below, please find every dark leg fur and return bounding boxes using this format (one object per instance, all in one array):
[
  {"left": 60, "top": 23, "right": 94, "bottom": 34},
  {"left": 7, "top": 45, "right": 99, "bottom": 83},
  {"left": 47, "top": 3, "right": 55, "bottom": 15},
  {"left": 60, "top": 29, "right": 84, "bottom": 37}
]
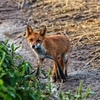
[
  {"left": 54, "top": 58, "right": 66, "bottom": 82},
  {"left": 57, "top": 63, "right": 66, "bottom": 81},
  {"left": 35, "top": 58, "right": 44, "bottom": 78}
]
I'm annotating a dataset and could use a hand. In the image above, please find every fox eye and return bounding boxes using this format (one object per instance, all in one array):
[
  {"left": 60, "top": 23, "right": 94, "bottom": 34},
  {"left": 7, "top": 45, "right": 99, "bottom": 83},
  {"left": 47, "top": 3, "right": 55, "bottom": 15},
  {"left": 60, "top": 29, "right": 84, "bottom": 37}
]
[
  {"left": 36, "top": 40, "right": 41, "bottom": 43},
  {"left": 30, "top": 38, "right": 33, "bottom": 42}
]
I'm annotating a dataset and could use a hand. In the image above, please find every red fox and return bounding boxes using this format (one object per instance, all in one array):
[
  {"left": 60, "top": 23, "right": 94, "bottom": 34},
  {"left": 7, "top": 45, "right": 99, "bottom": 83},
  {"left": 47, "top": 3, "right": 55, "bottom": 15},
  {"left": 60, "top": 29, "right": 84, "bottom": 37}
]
[{"left": 26, "top": 25, "right": 71, "bottom": 82}]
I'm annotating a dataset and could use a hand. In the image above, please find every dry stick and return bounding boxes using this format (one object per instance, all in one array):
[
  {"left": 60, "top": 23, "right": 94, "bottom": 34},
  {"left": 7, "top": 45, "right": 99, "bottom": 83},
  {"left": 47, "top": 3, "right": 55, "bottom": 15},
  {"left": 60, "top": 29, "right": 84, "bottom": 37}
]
[
  {"left": 81, "top": 53, "right": 100, "bottom": 72},
  {"left": 77, "top": 31, "right": 87, "bottom": 45},
  {"left": 71, "top": 32, "right": 88, "bottom": 46},
  {"left": 90, "top": 53, "right": 100, "bottom": 69},
  {"left": 71, "top": 32, "right": 97, "bottom": 42},
  {"left": 89, "top": 48, "right": 100, "bottom": 55}
]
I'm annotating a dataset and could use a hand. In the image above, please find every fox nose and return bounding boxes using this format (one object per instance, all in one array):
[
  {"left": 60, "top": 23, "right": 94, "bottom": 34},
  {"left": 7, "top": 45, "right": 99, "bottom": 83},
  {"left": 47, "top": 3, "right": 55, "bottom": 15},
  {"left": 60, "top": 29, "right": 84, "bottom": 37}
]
[{"left": 32, "top": 45, "right": 35, "bottom": 48}]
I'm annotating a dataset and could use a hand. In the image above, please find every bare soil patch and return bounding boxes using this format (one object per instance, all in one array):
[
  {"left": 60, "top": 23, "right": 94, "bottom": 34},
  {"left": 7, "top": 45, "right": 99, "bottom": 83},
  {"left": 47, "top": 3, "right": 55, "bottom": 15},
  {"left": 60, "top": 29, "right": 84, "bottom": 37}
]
[{"left": 0, "top": 0, "right": 100, "bottom": 99}]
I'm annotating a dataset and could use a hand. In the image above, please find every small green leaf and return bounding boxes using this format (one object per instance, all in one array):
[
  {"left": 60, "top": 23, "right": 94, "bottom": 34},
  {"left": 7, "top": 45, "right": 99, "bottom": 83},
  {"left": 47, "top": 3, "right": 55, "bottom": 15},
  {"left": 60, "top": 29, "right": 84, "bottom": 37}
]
[
  {"left": 14, "top": 46, "right": 20, "bottom": 51},
  {"left": 5, "top": 57, "right": 9, "bottom": 63},
  {"left": 29, "top": 92, "right": 36, "bottom": 100},
  {"left": 0, "top": 50, "right": 6, "bottom": 67},
  {"left": 65, "top": 91, "right": 70, "bottom": 95},
  {"left": 0, "top": 79, "right": 4, "bottom": 85},
  {"left": 2, "top": 62, "right": 7, "bottom": 68},
  {"left": 21, "top": 65, "right": 26, "bottom": 76},
  {"left": 89, "top": 91, "right": 96, "bottom": 95},
  {"left": 4, "top": 94, "right": 13, "bottom": 100},
  {"left": 0, "top": 85, "right": 7, "bottom": 92},
  {"left": 0, "top": 45, "right": 3, "bottom": 49},
  {"left": 11, "top": 44, "right": 14, "bottom": 51},
  {"left": 9, "top": 70, "right": 14, "bottom": 78},
  {"left": 75, "top": 94, "right": 81, "bottom": 98},
  {"left": 0, "top": 72, "right": 6, "bottom": 78},
  {"left": 25, "top": 62, "right": 30, "bottom": 75},
  {"left": 41, "top": 94, "right": 46, "bottom": 98},
  {"left": 15, "top": 55, "right": 22, "bottom": 59},
  {"left": 59, "top": 91, "right": 63, "bottom": 100},
  {"left": 4, "top": 39, "right": 9, "bottom": 46},
  {"left": 65, "top": 98, "right": 70, "bottom": 100},
  {"left": 16, "top": 93, "right": 22, "bottom": 100},
  {"left": 7, "top": 89, "right": 16, "bottom": 98},
  {"left": 41, "top": 70, "right": 46, "bottom": 77},
  {"left": 0, "top": 92, "right": 5, "bottom": 98}
]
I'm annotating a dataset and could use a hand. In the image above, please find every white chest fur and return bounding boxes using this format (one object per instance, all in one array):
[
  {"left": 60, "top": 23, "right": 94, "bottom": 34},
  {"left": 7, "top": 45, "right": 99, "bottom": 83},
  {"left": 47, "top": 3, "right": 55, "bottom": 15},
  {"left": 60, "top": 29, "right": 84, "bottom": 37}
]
[{"left": 32, "top": 44, "right": 53, "bottom": 59}]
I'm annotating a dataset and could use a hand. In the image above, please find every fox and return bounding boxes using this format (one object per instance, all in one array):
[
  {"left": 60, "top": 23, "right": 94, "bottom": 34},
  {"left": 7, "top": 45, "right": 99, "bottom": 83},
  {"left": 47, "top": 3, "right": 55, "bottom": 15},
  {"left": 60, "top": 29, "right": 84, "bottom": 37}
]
[{"left": 26, "top": 25, "right": 71, "bottom": 82}]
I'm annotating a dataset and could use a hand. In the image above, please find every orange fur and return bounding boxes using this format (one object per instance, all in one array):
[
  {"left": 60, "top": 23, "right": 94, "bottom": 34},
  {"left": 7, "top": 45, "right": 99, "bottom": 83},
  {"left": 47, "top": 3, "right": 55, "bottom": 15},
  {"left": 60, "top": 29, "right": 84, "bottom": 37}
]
[{"left": 26, "top": 25, "right": 71, "bottom": 82}]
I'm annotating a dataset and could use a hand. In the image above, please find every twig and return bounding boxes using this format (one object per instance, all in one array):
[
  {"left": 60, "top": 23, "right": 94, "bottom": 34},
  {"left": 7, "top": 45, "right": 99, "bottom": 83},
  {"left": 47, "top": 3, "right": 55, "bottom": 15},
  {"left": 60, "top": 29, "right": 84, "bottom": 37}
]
[{"left": 81, "top": 53, "right": 100, "bottom": 71}]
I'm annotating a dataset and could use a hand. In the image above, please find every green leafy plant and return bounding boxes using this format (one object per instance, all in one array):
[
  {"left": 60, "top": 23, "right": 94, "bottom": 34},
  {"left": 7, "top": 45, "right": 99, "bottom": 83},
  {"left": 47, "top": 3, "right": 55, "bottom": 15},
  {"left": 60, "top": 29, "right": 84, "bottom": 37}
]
[
  {"left": 0, "top": 40, "right": 96, "bottom": 100},
  {"left": 59, "top": 80, "right": 96, "bottom": 100},
  {"left": 0, "top": 40, "right": 53, "bottom": 100}
]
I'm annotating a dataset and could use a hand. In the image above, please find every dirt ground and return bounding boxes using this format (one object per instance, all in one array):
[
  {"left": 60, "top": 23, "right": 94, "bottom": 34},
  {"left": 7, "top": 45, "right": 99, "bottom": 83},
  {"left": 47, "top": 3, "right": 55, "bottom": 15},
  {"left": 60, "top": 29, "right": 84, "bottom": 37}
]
[{"left": 0, "top": 0, "right": 100, "bottom": 99}]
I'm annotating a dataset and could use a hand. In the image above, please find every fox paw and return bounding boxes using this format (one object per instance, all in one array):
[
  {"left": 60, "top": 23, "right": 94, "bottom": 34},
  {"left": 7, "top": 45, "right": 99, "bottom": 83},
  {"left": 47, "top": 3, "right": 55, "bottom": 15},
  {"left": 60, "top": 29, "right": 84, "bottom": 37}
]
[{"left": 51, "top": 75, "right": 56, "bottom": 83}]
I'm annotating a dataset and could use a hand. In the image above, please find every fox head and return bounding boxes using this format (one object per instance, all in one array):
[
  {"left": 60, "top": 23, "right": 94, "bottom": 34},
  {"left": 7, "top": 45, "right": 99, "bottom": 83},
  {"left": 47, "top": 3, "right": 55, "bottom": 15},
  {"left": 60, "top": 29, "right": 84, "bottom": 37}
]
[{"left": 26, "top": 25, "right": 46, "bottom": 49}]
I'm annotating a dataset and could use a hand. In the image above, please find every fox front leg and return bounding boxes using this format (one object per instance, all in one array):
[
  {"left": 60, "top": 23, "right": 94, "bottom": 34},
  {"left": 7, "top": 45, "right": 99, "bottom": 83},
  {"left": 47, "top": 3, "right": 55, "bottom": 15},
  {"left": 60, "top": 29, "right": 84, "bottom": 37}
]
[{"left": 35, "top": 58, "right": 44, "bottom": 78}]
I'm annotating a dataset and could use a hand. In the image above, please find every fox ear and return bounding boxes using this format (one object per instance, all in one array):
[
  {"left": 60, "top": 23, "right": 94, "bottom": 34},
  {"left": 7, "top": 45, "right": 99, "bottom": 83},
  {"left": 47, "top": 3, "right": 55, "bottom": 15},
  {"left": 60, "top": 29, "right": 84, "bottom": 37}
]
[
  {"left": 26, "top": 25, "right": 33, "bottom": 37},
  {"left": 40, "top": 26, "right": 46, "bottom": 36}
]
